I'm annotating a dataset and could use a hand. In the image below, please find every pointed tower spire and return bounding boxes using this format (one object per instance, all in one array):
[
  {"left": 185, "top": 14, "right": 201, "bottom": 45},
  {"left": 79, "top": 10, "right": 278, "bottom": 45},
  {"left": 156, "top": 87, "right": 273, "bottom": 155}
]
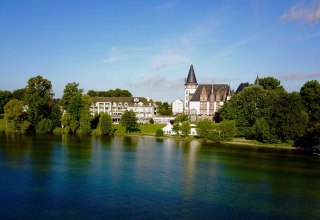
[
  {"left": 185, "top": 64, "right": 198, "bottom": 84},
  {"left": 255, "top": 74, "right": 259, "bottom": 85}
]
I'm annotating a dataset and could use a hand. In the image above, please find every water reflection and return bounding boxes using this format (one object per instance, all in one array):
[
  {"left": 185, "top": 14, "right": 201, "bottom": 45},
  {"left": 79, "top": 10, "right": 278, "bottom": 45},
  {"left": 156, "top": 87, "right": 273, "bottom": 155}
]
[{"left": 0, "top": 135, "right": 320, "bottom": 219}]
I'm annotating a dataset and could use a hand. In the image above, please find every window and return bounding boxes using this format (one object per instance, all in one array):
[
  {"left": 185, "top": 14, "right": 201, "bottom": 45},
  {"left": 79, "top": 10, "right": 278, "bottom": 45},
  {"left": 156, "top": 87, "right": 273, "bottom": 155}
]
[{"left": 124, "top": 102, "right": 128, "bottom": 107}]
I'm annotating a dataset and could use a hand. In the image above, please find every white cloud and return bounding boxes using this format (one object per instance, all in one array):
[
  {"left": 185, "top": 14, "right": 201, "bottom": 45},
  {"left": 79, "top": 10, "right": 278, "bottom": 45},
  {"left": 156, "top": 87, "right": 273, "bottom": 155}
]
[
  {"left": 151, "top": 50, "right": 188, "bottom": 70},
  {"left": 152, "top": 2, "right": 175, "bottom": 12},
  {"left": 281, "top": 71, "right": 320, "bottom": 80},
  {"left": 280, "top": 1, "right": 320, "bottom": 23},
  {"left": 127, "top": 75, "right": 182, "bottom": 89}
]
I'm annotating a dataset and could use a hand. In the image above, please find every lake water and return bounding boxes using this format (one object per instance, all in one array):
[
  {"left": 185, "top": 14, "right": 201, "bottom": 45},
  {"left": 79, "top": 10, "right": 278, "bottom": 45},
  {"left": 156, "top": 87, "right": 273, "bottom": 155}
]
[{"left": 0, "top": 135, "right": 319, "bottom": 219}]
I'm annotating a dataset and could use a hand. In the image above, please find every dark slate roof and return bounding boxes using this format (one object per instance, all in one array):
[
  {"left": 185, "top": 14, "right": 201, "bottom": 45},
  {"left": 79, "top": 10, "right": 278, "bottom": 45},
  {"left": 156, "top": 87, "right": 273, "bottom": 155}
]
[
  {"left": 185, "top": 64, "right": 198, "bottom": 84},
  {"left": 91, "top": 97, "right": 153, "bottom": 106},
  {"left": 190, "top": 84, "right": 229, "bottom": 101},
  {"left": 236, "top": 82, "right": 250, "bottom": 93}
]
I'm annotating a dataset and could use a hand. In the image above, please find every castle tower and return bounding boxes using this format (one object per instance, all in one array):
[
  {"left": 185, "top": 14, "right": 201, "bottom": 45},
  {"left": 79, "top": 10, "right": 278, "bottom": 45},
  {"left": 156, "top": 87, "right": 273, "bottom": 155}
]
[{"left": 184, "top": 64, "right": 198, "bottom": 114}]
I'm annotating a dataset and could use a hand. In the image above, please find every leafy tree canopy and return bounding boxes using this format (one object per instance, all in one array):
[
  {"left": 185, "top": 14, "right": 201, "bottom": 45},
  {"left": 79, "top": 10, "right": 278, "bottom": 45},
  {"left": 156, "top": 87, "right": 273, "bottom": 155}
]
[
  {"left": 120, "top": 110, "right": 139, "bottom": 133},
  {"left": 259, "top": 77, "right": 283, "bottom": 90},
  {"left": 61, "top": 82, "right": 83, "bottom": 109},
  {"left": 87, "top": 89, "right": 132, "bottom": 97},
  {"left": 0, "top": 90, "right": 13, "bottom": 114}
]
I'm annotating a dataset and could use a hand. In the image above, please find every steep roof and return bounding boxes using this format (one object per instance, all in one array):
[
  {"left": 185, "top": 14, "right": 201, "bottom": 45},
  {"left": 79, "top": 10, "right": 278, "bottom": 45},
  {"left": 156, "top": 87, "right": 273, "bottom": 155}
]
[
  {"left": 236, "top": 82, "right": 250, "bottom": 93},
  {"left": 185, "top": 64, "right": 198, "bottom": 84},
  {"left": 190, "top": 84, "right": 229, "bottom": 101}
]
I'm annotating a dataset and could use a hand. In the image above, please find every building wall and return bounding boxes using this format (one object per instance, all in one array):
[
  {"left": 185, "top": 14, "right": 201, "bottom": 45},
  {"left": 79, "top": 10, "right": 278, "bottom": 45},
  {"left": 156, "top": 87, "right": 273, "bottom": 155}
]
[
  {"left": 90, "top": 100, "right": 155, "bottom": 124},
  {"left": 172, "top": 99, "right": 184, "bottom": 115}
]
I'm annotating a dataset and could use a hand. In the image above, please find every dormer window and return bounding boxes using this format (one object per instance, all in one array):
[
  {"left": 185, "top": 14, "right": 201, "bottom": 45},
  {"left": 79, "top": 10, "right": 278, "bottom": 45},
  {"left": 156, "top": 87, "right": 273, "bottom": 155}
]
[
  {"left": 134, "top": 98, "right": 139, "bottom": 102},
  {"left": 113, "top": 102, "right": 117, "bottom": 107},
  {"left": 124, "top": 102, "right": 128, "bottom": 107},
  {"left": 118, "top": 102, "right": 122, "bottom": 107},
  {"left": 138, "top": 102, "right": 143, "bottom": 107}
]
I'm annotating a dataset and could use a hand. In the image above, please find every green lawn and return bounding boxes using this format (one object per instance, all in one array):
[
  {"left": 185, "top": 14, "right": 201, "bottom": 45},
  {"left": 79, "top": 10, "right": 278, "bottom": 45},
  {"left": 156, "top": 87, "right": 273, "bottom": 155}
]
[{"left": 113, "top": 124, "right": 166, "bottom": 136}]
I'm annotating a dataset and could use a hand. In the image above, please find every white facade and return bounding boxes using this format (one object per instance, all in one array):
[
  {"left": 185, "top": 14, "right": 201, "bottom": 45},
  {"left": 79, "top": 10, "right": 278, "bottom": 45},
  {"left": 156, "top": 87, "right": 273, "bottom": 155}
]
[
  {"left": 90, "top": 97, "right": 155, "bottom": 124},
  {"left": 172, "top": 99, "right": 184, "bottom": 115}
]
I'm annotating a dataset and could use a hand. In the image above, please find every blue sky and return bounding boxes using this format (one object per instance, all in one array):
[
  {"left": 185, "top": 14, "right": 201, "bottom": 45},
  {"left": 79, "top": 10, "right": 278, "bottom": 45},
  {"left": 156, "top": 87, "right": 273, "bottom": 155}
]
[{"left": 0, "top": 0, "right": 319, "bottom": 101}]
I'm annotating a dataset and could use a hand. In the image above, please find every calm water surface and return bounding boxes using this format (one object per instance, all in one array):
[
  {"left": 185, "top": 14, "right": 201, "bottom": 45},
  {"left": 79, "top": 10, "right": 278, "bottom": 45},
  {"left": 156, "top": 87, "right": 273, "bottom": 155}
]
[{"left": 0, "top": 135, "right": 319, "bottom": 219}]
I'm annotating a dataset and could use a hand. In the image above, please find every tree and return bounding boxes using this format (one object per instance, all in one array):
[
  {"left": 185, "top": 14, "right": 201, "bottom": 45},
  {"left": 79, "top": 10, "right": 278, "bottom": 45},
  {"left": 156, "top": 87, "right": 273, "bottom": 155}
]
[
  {"left": 172, "top": 123, "right": 181, "bottom": 136},
  {"left": 87, "top": 90, "right": 97, "bottom": 97},
  {"left": 68, "top": 94, "right": 83, "bottom": 120},
  {"left": 61, "top": 82, "right": 83, "bottom": 110},
  {"left": 99, "top": 112, "right": 112, "bottom": 135},
  {"left": 78, "top": 95, "right": 92, "bottom": 135},
  {"left": 87, "top": 89, "right": 132, "bottom": 97},
  {"left": 155, "top": 101, "right": 172, "bottom": 116},
  {"left": 156, "top": 129, "right": 164, "bottom": 137},
  {"left": 180, "top": 121, "right": 191, "bottom": 137},
  {"left": 0, "top": 90, "right": 13, "bottom": 114},
  {"left": 300, "top": 80, "right": 320, "bottom": 123},
  {"left": 26, "top": 75, "right": 54, "bottom": 99},
  {"left": 253, "top": 118, "right": 274, "bottom": 143},
  {"left": 196, "top": 119, "right": 214, "bottom": 140},
  {"left": 4, "top": 99, "right": 30, "bottom": 133},
  {"left": 268, "top": 92, "right": 307, "bottom": 142},
  {"left": 259, "top": 77, "right": 283, "bottom": 90},
  {"left": 36, "top": 118, "right": 53, "bottom": 134},
  {"left": 296, "top": 80, "right": 320, "bottom": 148},
  {"left": 120, "top": 110, "right": 139, "bottom": 133},
  {"left": 175, "top": 113, "right": 188, "bottom": 123},
  {"left": 25, "top": 76, "right": 54, "bottom": 127},
  {"left": 219, "top": 120, "right": 237, "bottom": 141},
  {"left": 12, "top": 88, "right": 26, "bottom": 101}
]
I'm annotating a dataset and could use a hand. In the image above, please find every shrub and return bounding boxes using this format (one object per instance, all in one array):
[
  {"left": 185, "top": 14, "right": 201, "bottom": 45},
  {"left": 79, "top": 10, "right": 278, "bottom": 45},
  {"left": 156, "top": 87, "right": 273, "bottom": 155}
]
[
  {"left": 53, "top": 127, "right": 63, "bottom": 135},
  {"left": 156, "top": 129, "right": 164, "bottom": 137},
  {"left": 36, "top": 118, "right": 53, "bottom": 134},
  {"left": 149, "top": 118, "right": 154, "bottom": 124}
]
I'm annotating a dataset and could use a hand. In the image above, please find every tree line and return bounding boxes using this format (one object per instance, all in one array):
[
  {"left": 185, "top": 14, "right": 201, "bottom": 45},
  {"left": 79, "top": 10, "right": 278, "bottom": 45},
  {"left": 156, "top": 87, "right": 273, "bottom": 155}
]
[
  {"left": 219, "top": 77, "right": 320, "bottom": 149},
  {"left": 0, "top": 75, "right": 139, "bottom": 135}
]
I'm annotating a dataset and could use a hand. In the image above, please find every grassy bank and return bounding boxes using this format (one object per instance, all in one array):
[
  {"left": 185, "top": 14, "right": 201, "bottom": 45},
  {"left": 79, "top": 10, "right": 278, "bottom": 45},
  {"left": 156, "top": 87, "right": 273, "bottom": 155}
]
[
  {"left": 113, "top": 124, "right": 166, "bottom": 136},
  {"left": 228, "top": 137, "right": 294, "bottom": 148}
]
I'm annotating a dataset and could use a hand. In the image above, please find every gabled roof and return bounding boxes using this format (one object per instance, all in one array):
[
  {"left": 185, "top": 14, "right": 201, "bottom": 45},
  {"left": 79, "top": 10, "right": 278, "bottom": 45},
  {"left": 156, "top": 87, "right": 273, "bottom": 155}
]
[
  {"left": 236, "top": 82, "right": 250, "bottom": 93},
  {"left": 185, "top": 64, "right": 198, "bottom": 84},
  {"left": 190, "top": 84, "right": 229, "bottom": 101}
]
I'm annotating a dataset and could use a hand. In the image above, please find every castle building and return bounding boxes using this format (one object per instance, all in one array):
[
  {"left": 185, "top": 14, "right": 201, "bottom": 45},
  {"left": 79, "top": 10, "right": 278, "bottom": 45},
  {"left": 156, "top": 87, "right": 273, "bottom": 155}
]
[{"left": 184, "top": 65, "right": 231, "bottom": 115}]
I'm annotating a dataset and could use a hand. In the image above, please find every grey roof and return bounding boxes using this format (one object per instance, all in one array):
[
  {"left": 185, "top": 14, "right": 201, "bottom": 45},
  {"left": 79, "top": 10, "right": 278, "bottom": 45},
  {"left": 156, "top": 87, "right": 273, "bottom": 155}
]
[
  {"left": 236, "top": 82, "right": 250, "bottom": 93},
  {"left": 190, "top": 84, "right": 230, "bottom": 102},
  {"left": 185, "top": 64, "right": 198, "bottom": 84},
  {"left": 91, "top": 97, "right": 153, "bottom": 106}
]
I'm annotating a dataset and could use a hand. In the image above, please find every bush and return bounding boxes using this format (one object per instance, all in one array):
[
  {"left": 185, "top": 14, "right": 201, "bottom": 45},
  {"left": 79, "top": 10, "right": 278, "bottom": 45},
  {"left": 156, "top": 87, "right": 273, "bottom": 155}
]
[
  {"left": 20, "top": 120, "right": 31, "bottom": 134},
  {"left": 149, "top": 118, "right": 154, "bottom": 124},
  {"left": 219, "top": 120, "right": 237, "bottom": 141},
  {"left": 156, "top": 129, "right": 164, "bottom": 137},
  {"left": 53, "top": 127, "right": 63, "bottom": 135},
  {"left": 92, "top": 128, "right": 102, "bottom": 136},
  {"left": 36, "top": 118, "right": 53, "bottom": 134}
]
